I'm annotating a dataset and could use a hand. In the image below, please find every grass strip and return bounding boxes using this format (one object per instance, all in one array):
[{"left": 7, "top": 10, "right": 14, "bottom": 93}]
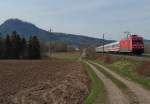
[
  {"left": 95, "top": 59, "right": 150, "bottom": 90},
  {"left": 83, "top": 62, "right": 108, "bottom": 104},
  {"left": 52, "top": 52, "right": 80, "bottom": 61}
]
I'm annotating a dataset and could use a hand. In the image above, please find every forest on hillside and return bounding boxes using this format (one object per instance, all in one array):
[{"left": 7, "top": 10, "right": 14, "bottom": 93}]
[{"left": 0, "top": 31, "right": 41, "bottom": 59}]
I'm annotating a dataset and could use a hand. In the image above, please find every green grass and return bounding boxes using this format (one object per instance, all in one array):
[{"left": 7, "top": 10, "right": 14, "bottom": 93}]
[
  {"left": 92, "top": 62, "right": 139, "bottom": 104},
  {"left": 51, "top": 52, "right": 80, "bottom": 61},
  {"left": 83, "top": 62, "right": 108, "bottom": 104},
  {"left": 95, "top": 59, "right": 150, "bottom": 90}
]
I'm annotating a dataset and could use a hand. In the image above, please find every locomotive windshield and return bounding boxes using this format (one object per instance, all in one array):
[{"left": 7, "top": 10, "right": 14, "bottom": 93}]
[{"left": 132, "top": 39, "right": 143, "bottom": 44}]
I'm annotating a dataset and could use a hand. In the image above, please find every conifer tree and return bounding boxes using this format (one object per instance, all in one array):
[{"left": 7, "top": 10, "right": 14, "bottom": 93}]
[
  {"left": 4, "top": 35, "right": 11, "bottom": 58},
  {"left": 28, "top": 36, "right": 41, "bottom": 59},
  {"left": 0, "top": 34, "right": 3, "bottom": 58},
  {"left": 0, "top": 31, "right": 41, "bottom": 59},
  {"left": 10, "top": 31, "right": 21, "bottom": 58},
  {"left": 21, "top": 37, "right": 27, "bottom": 58}
]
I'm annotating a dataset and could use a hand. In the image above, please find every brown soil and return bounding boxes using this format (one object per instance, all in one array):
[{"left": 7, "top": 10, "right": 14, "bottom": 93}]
[{"left": 0, "top": 60, "right": 90, "bottom": 104}]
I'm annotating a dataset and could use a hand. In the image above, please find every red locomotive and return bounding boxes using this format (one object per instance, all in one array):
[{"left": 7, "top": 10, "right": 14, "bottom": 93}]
[
  {"left": 120, "top": 35, "right": 144, "bottom": 54},
  {"left": 96, "top": 34, "right": 144, "bottom": 55}
]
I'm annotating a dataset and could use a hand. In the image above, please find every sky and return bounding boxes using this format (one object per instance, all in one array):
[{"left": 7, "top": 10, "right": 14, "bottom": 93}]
[{"left": 0, "top": 0, "right": 150, "bottom": 40}]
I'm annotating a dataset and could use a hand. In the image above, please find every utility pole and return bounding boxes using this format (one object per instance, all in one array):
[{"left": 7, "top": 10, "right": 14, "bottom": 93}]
[
  {"left": 49, "top": 41, "right": 52, "bottom": 58},
  {"left": 102, "top": 33, "right": 105, "bottom": 55},
  {"left": 49, "top": 28, "right": 52, "bottom": 33},
  {"left": 49, "top": 28, "right": 55, "bottom": 59},
  {"left": 49, "top": 28, "right": 52, "bottom": 59}
]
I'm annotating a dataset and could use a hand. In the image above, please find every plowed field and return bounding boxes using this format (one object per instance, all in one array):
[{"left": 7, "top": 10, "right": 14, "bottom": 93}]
[{"left": 0, "top": 60, "right": 90, "bottom": 104}]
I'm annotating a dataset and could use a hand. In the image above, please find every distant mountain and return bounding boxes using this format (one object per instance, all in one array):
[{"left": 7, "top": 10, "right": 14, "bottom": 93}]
[
  {"left": 0, "top": 19, "right": 114, "bottom": 47},
  {"left": 144, "top": 39, "right": 150, "bottom": 53},
  {"left": 144, "top": 39, "right": 150, "bottom": 43}
]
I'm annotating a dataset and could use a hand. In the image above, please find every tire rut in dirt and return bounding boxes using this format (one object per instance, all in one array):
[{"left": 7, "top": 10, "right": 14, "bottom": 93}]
[
  {"left": 85, "top": 61, "right": 129, "bottom": 104},
  {"left": 91, "top": 62, "right": 139, "bottom": 104}
]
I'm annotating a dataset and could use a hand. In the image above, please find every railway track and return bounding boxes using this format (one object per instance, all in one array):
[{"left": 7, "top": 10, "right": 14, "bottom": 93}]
[{"left": 99, "top": 53, "right": 150, "bottom": 61}]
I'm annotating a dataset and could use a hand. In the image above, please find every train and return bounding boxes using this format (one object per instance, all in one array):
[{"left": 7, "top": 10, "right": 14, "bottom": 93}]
[{"left": 96, "top": 34, "right": 144, "bottom": 55}]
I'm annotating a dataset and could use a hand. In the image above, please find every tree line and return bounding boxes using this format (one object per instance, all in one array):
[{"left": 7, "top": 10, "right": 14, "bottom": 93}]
[{"left": 0, "top": 31, "right": 41, "bottom": 59}]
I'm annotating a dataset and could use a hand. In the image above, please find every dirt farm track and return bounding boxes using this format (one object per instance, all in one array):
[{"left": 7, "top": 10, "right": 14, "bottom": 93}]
[{"left": 0, "top": 60, "right": 90, "bottom": 104}]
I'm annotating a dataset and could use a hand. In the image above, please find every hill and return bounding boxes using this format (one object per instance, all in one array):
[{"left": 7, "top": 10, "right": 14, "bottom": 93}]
[
  {"left": 144, "top": 39, "right": 150, "bottom": 43},
  {"left": 0, "top": 19, "right": 114, "bottom": 47},
  {"left": 144, "top": 39, "right": 150, "bottom": 53}
]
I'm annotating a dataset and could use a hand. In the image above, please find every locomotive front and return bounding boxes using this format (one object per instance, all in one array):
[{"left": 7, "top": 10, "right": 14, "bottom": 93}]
[{"left": 130, "top": 35, "right": 144, "bottom": 54}]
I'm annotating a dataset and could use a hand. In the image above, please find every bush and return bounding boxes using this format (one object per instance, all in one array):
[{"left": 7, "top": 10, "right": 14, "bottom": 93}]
[{"left": 85, "top": 46, "right": 96, "bottom": 59}]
